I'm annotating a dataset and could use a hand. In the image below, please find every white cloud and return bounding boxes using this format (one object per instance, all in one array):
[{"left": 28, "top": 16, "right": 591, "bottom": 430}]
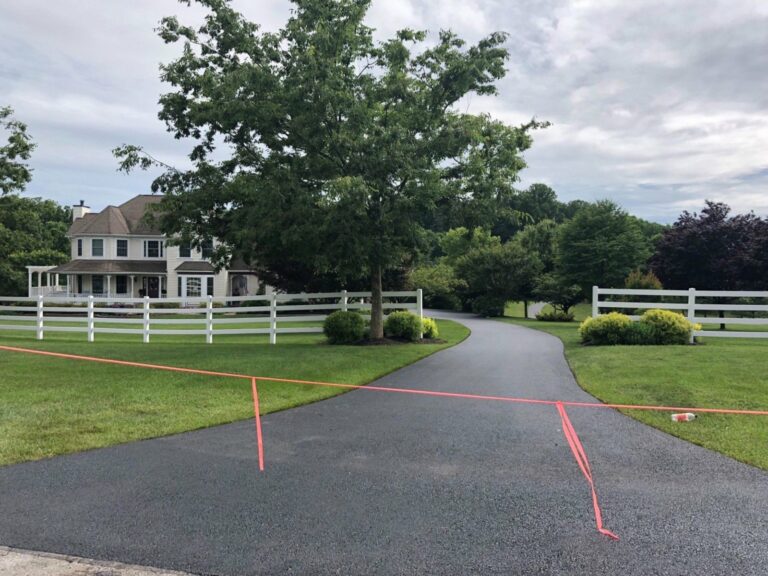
[{"left": 0, "top": 0, "right": 766, "bottom": 222}]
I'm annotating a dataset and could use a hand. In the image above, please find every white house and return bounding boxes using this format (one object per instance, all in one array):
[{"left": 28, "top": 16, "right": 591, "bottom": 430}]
[{"left": 28, "top": 195, "right": 261, "bottom": 299}]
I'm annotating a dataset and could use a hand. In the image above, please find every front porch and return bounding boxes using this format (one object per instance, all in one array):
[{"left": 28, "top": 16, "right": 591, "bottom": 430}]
[
  {"left": 63, "top": 273, "right": 167, "bottom": 298},
  {"left": 41, "top": 260, "right": 169, "bottom": 298}
]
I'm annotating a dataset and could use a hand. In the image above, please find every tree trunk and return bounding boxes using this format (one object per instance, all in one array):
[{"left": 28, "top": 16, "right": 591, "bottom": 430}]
[
  {"left": 370, "top": 265, "right": 384, "bottom": 340},
  {"left": 719, "top": 309, "right": 726, "bottom": 331},
  {"left": 523, "top": 300, "right": 529, "bottom": 319}
]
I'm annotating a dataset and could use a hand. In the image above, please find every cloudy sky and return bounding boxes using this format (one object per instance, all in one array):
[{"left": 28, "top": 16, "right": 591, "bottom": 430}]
[{"left": 1, "top": 0, "right": 767, "bottom": 222}]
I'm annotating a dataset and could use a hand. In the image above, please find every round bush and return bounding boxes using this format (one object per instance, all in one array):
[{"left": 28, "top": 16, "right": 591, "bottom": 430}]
[
  {"left": 470, "top": 295, "right": 506, "bottom": 317},
  {"left": 622, "top": 321, "right": 659, "bottom": 345},
  {"left": 422, "top": 317, "right": 439, "bottom": 339},
  {"left": 384, "top": 311, "right": 422, "bottom": 341},
  {"left": 535, "top": 310, "right": 575, "bottom": 322},
  {"left": 323, "top": 310, "right": 366, "bottom": 344},
  {"left": 579, "top": 312, "right": 632, "bottom": 345},
  {"left": 640, "top": 309, "right": 693, "bottom": 344}
]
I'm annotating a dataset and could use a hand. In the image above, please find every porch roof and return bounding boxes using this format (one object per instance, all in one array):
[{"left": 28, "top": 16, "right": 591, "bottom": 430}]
[
  {"left": 175, "top": 261, "right": 215, "bottom": 274},
  {"left": 48, "top": 260, "right": 167, "bottom": 275}
]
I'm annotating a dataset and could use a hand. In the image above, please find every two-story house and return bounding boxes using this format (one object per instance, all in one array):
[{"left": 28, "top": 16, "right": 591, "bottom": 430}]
[{"left": 32, "top": 195, "right": 261, "bottom": 299}]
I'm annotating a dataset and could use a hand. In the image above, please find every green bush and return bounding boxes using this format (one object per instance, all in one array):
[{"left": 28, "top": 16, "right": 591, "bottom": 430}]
[
  {"left": 422, "top": 317, "right": 439, "bottom": 339},
  {"left": 408, "top": 263, "right": 465, "bottom": 310},
  {"left": 579, "top": 312, "right": 632, "bottom": 345},
  {"left": 323, "top": 310, "right": 366, "bottom": 344},
  {"left": 579, "top": 309, "right": 695, "bottom": 346},
  {"left": 536, "top": 309, "right": 575, "bottom": 322},
  {"left": 384, "top": 311, "right": 422, "bottom": 341},
  {"left": 470, "top": 295, "right": 507, "bottom": 317},
  {"left": 622, "top": 321, "right": 659, "bottom": 345},
  {"left": 640, "top": 309, "right": 693, "bottom": 344}
]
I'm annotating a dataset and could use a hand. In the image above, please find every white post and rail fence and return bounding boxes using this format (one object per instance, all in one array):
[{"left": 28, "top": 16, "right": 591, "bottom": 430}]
[
  {"left": 592, "top": 286, "right": 768, "bottom": 342},
  {"left": 0, "top": 290, "right": 423, "bottom": 344}
]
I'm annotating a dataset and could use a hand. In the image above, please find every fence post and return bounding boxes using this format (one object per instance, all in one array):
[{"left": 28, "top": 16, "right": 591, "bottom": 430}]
[
  {"left": 687, "top": 288, "right": 696, "bottom": 344},
  {"left": 416, "top": 288, "right": 424, "bottom": 338},
  {"left": 143, "top": 296, "right": 150, "bottom": 344},
  {"left": 36, "top": 294, "right": 44, "bottom": 340},
  {"left": 206, "top": 295, "right": 214, "bottom": 344},
  {"left": 592, "top": 286, "right": 599, "bottom": 318},
  {"left": 341, "top": 289, "right": 348, "bottom": 312},
  {"left": 269, "top": 292, "right": 277, "bottom": 345},
  {"left": 87, "top": 295, "right": 94, "bottom": 342}
]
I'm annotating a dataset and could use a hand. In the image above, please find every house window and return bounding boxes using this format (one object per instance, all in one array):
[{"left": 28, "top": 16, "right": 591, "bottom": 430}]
[
  {"left": 77, "top": 239, "right": 83, "bottom": 257},
  {"left": 92, "top": 275, "right": 104, "bottom": 294},
  {"left": 115, "top": 276, "right": 128, "bottom": 294},
  {"left": 144, "top": 240, "right": 163, "bottom": 258},
  {"left": 201, "top": 240, "right": 213, "bottom": 259},
  {"left": 207, "top": 276, "right": 214, "bottom": 296},
  {"left": 179, "top": 243, "right": 191, "bottom": 258},
  {"left": 92, "top": 239, "right": 104, "bottom": 257},
  {"left": 117, "top": 239, "right": 128, "bottom": 257},
  {"left": 186, "top": 277, "right": 201, "bottom": 297}
]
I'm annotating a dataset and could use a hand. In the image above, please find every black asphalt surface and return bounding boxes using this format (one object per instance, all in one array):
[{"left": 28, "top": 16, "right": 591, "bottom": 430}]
[{"left": 1, "top": 312, "right": 767, "bottom": 575}]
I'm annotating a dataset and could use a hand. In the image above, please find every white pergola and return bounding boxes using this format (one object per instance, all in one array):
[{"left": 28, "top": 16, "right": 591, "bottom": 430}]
[{"left": 26, "top": 265, "right": 63, "bottom": 298}]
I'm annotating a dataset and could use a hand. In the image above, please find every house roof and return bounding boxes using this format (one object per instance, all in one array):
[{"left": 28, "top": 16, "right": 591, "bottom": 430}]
[
  {"left": 68, "top": 195, "right": 164, "bottom": 237},
  {"left": 48, "top": 260, "right": 167, "bottom": 275},
  {"left": 175, "top": 261, "right": 216, "bottom": 275}
]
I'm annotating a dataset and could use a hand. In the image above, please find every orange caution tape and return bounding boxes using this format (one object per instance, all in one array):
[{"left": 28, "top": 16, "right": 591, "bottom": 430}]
[{"left": 556, "top": 402, "right": 619, "bottom": 540}]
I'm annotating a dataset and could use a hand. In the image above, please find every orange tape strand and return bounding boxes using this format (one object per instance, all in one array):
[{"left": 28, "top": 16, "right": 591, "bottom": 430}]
[
  {"left": 2, "top": 344, "right": 767, "bottom": 417},
  {"left": 556, "top": 402, "right": 619, "bottom": 540},
  {"left": 250, "top": 377, "right": 265, "bottom": 472}
]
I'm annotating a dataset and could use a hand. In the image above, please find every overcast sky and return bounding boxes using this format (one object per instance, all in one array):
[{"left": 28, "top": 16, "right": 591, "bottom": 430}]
[{"left": 1, "top": 0, "right": 767, "bottom": 222}]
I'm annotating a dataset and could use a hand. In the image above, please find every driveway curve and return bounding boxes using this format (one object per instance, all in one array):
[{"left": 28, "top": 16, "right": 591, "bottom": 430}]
[{"left": 1, "top": 312, "right": 767, "bottom": 575}]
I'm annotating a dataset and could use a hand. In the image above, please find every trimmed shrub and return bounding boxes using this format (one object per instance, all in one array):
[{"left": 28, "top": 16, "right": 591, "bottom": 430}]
[
  {"left": 422, "top": 317, "right": 439, "bottom": 339},
  {"left": 623, "top": 321, "right": 659, "bottom": 345},
  {"left": 470, "top": 295, "right": 507, "bottom": 317},
  {"left": 640, "top": 309, "right": 693, "bottom": 344},
  {"left": 536, "top": 309, "right": 575, "bottom": 322},
  {"left": 384, "top": 311, "right": 422, "bottom": 341},
  {"left": 579, "top": 312, "right": 632, "bottom": 345},
  {"left": 323, "top": 310, "right": 366, "bottom": 344}
]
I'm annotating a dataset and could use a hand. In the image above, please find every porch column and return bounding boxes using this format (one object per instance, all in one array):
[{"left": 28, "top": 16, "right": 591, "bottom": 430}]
[
  {"left": 130, "top": 276, "right": 134, "bottom": 298},
  {"left": 28, "top": 269, "right": 33, "bottom": 297},
  {"left": 107, "top": 275, "right": 111, "bottom": 298}
]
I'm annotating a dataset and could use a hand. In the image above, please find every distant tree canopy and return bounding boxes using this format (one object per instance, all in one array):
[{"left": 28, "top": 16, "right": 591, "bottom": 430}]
[
  {"left": 0, "top": 106, "right": 35, "bottom": 195},
  {"left": 0, "top": 195, "right": 70, "bottom": 295},
  {"left": 651, "top": 201, "right": 767, "bottom": 290},
  {"left": 556, "top": 200, "right": 652, "bottom": 295},
  {"left": 114, "top": 0, "right": 547, "bottom": 338}
]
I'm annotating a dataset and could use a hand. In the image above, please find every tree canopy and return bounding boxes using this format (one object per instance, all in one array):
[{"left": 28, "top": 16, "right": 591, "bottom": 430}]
[
  {"left": 556, "top": 200, "right": 651, "bottom": 295},
  {"left": 1, "top": 106, "right": 36, "bottom": 195},
  {"left": 114, "top": 0, "right": 545, "bottom": 337},
  {"left": 651, "top": 201, "right": 766, "bottom": 290},
  {"left": 0, "top": 195, "right": 70, "bottom": 295}
]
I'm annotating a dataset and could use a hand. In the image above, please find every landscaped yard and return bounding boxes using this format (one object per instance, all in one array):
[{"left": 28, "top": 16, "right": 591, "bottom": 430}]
[
  {"left": 0, "top": 319, "right": 469, "bottom": 466},
  {"left": 502, "top": 306, "right": 768, "bottom": 470}
]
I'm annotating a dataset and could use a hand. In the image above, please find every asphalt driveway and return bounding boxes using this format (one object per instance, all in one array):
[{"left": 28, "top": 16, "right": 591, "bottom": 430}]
[{"left": 1, "top": 312, "right": 767, "bottom": 575}]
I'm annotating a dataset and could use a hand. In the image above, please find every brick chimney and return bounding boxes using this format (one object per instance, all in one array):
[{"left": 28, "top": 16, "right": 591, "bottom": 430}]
[{"left": 72, "top": 200, "right": 90, "bottom": 221}]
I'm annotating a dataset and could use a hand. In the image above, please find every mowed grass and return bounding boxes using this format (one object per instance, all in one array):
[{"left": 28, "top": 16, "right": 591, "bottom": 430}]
[
  {"left": 501, "top": 307, "right": 768, "bottom": 470},
  {"left": 0, "top": 319, "right": 469, "bottom": 466}
]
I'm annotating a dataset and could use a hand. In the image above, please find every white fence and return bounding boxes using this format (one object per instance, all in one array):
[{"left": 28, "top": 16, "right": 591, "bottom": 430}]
[
  {"left": 0, "top": 290, "right": 423, "bottom": 344},
  {"left": 592, "top": 286, "right": 768, "bottom": 342}
]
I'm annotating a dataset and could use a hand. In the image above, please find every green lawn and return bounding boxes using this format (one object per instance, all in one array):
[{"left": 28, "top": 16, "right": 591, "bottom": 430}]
[
  {"left": 501, "top": 307, "right": 768, "bottom": 470},
  {"left": 0, "top": 319, "right": 469, "bottom": 466}
]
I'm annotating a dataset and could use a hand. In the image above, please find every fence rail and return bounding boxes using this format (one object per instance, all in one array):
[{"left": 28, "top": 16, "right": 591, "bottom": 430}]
[
  {"left": 0, "top": 290, "right": 424, "bottom": 344},
  {"left": 592, "top": 286, "right": 768, "bottom": 342}
]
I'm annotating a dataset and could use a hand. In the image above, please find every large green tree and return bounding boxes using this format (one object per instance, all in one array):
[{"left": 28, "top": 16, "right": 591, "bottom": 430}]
[
  {"left": 114, "top": 0, "right": 544, "bottom": 338},
  {"left": 0, "top": 196, "right": 70, "bottom": 295},
  {"left": 1, "top": 106, "right": 36, "bottom": 195},
  {"left": 556, "top": 200, "right": 651, "bottom": 295}
]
